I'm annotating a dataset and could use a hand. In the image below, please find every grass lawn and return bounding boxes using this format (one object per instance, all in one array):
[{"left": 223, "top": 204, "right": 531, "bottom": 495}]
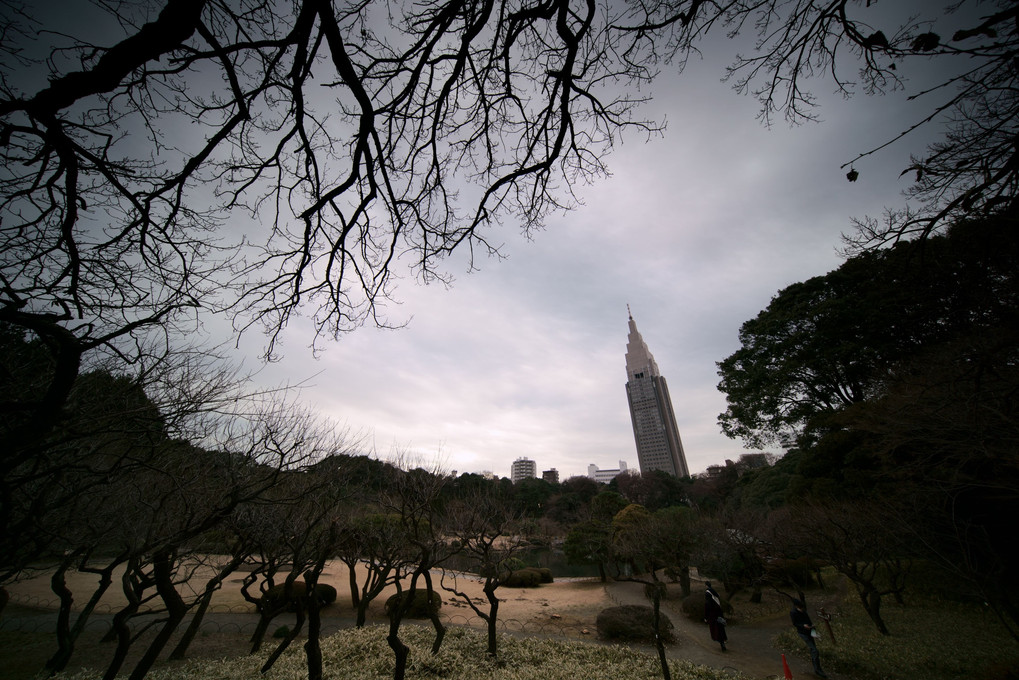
[
  {"left": 50, "top": 624, "right": 747, "bottom": 680},
  {"left": 776, "top": 593, "right": 1018, "bottom": 680}
]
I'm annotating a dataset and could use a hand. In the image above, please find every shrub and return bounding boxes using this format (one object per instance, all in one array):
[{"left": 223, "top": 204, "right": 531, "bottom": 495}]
[
  {"left": 272, "top": 625, "right": 290, "bottom": 638},
  {"left": 260, "top": 581, "right": 337, "bottom": 613},
  {"left": 502, "top": 568, "right": 544, "bottom": 587},
  {"left": 384, "top": 589, "right": 443, "bottom": 618},
  {"left": 536, "top": 567, "right": 554, "bottom": 583},
  {"left": 502, "top": 557, "right": 526, "bottom": 572},
  {"left": 681, "top": 593, "right": 732, "bottom": 620},
  {"left": 766, "top": 558, "right": 816, "bottom": 588},
  {"left": 596, "top": 605, "right": 674, "bottom": 643},
  {"left": 644, "top": 581, "right": 668, "bottom": 601}
]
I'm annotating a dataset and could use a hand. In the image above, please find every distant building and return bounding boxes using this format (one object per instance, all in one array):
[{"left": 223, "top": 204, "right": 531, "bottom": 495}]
[
  {"left": 587, "top": 461, "right": 628, "bottom": 484},
  {"left": 511, "top": 457, "right": 537, "bottom": 483},
  {"left": 624, "top": 308, "right": 690, "bottom": 478},
  {"left": 703, "top": 453, "right": 772, "bottom": 479},
  {"left": 542, "top": 468, "right": 560, "bottom": 484}
]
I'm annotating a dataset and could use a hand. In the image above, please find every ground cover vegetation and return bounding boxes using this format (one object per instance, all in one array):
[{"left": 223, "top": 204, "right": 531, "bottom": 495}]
[
  {"left": 775, "top": 588, "right": 1018, "bottom": 680},
  {"left": 49, "top": 625, "right": 746, "bottom": 680},
  {"left": 3, "top": 0, "right": 1018, "bottom": 678}
]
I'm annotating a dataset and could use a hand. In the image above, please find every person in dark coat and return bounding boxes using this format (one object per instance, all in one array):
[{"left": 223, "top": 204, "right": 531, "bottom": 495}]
[
  {"left": 791, "top": 599, "right": 828, "bottom": 678},
  {"left": 704, "top": 581, "right": 727, "bottom": 651}
]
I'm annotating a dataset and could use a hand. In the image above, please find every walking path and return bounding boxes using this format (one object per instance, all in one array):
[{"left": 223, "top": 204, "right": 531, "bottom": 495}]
[
  {"left": 602, "top": 580, "right": 810, "bottom": 680},
  {"left": 2, "top": 579, "right": 838, "bottom": 680}
]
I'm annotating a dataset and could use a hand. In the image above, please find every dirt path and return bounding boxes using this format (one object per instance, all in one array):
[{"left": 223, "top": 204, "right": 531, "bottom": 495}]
[
  {"left": 603, "top": 580, "right": 813, "bottom": 680},
  {"left": 1, "top": 565, "right": 841, "bottom": 680}
]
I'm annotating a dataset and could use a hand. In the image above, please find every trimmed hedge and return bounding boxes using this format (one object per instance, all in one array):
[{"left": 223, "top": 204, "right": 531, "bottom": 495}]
[
  {"left": 596, "top": 605, "right": 674, "bottom": 643},
  {"left": 384, "top": 589, "right": 443, "bottom": 618},
  {"left": 260, "top": 581, "right": 337, "bottom": 613},
  {"left": 501, "top": 567, "right": 553, "bottom": 587}
]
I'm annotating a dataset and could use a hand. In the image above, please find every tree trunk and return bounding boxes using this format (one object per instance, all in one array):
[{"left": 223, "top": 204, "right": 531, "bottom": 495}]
[
  {"left": 420, "top": 571, "right": 445, "bottom": 655},
  {"left": 46, "top": 557, "right": 116, "bottom": 675},
  {"left": 102, "top": 604, "right": 138, "bottom": 680},
  {"left": 169, "top": 588, "right": 213, "bottom": 660},
  {"left": 679, "top": 566, "right": 691, "bottom": 598},
  {"left": 650, "top": 588, "right": 671, "bottom": 680},
  {"left": 305, "top": 594, "right": 323, "bottom": 680},
  {"left": 261, "top": 606, "right": 305, "bottom": 673},
  {"left": 860, "top": 587, "right": 890, "bottom": 636},
  {"left": 388, "top": 572, "right": 422, "bottom": 680},
  {"left": 303, "top": 560, "right": 332, "bottom": 680},
  {"left": 102, "top": 561, "right": 145, "bottom": 680},
  {"left": 250, "top": 608, "right": 277, "bottom": 653},
  {"left": 387, "top": 627, "right": 410, "bottom": 680},
  {"left": 128, "top": 551, "right": 188, "bottom": 680},
  {"left": 346, "top": 560, "right": 360, "bottom": 608},
  {"left": 750, "top": 583, "right": 762, "bottom": 604},
  {"left": 45, "top": 555, "right": 76, "bottom": 676},
  {"left": 484, "top": 586, "right": 500, "bottom": 657},
  {"left": 356, "top": 597, "right": 370, "bottom": 628},
  {"left": 170, "top": 553, "right": 244, "bottom": 660}
]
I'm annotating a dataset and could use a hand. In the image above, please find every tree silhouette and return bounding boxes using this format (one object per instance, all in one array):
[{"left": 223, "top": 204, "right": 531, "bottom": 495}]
[{"left": 2, "top": 1, "right": 1014, "bottom": 421}]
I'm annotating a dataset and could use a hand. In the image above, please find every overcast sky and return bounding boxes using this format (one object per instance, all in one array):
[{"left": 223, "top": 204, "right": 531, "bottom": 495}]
[{"left": 215, "top": 25, "right": 947, "bottom": 482}]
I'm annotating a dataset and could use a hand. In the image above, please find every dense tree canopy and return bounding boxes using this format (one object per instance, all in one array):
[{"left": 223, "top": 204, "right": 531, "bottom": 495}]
[
  {"left": 717, "top": 210, "right": 1019, "bottom": 448},
  {"left": 716, "top": 210, "right": 1019, "bottom": 639}
]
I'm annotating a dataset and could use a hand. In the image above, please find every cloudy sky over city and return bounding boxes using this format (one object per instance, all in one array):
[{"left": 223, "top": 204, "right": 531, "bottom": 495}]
[{"left": 219, "top": 5, "right": 949, "bottom": 481}]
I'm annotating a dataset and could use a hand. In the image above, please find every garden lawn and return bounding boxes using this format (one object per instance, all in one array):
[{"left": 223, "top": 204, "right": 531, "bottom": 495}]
[
  {"left": 777, "top": 595, "right": 1018, "bottom": 680},
  {"left": 52, "top": 625, "right": 747, "bottom": 680}
]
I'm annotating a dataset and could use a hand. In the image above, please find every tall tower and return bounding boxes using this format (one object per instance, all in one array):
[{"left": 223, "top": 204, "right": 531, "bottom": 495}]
[{"left": 624, "top": 308, "right": 690, "bottom": 478}]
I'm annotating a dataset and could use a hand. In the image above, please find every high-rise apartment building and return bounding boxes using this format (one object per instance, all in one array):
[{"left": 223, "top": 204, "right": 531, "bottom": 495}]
[
  {"left": 510, "top": 457, "right": 537, "bottom": 483},
  {"left": 624, "top": 309, "right": 690, "bottom": 478}
]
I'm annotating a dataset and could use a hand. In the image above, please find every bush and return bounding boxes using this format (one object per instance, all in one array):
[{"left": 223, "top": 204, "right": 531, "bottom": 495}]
[
  {"left": 766, "top": 558, "right": 816, "bottom": 588},
  {"left": 272, "top": 625, "right": 290, "bottom": 638},
  {"left": 535, "top": 567, "right": 554, "bottom": 583},
  {"left": 681, "top": 593, "right": 732, "bottom": 620},
  {"left": 502, "top": 568, "right": 544, "bottom": 587},
  {"left": 644, "top": 581, "right": 668, "bottom": 601},
  {"left": 596, "top": 605, "right": 674, "bottom": 643},
  {"left": 260, "top": 581, "right": 337, "bottom": 613},
  {"left": 384, "top": 589, "right": 443, "bottom": 618}
]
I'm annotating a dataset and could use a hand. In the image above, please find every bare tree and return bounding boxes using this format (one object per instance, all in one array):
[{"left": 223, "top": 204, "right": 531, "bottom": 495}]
[
  {"left": 440, "top": 494, "right": 527, "bottom": 657},
  {"left": 775, "top": 500, "right": 917, "bottom": 636},
  {"left": 612, "top": 0, "right": 1019, "bottom": 244},
  {"left": 3, "top": 1, "right": 1008, "bottom": 409},
  {"left": 378, "top": 460, "right": 453, "bottom": 680},
  {"left": 610, "top": 503, "right": 675, "bottom": 680},
  {"left": 334, "top": 508, "right": 414, "bottom": 628}
]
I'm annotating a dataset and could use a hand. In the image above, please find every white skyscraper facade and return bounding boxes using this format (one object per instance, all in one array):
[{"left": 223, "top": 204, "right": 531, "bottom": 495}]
[{"left": 624, "top": 309, "right": 690, "bottom": 478}]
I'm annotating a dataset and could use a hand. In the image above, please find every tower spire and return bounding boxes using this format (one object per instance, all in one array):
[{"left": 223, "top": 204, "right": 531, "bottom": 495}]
[{"left": 623, "top": 310, "right": 690, "bottom": 478}]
